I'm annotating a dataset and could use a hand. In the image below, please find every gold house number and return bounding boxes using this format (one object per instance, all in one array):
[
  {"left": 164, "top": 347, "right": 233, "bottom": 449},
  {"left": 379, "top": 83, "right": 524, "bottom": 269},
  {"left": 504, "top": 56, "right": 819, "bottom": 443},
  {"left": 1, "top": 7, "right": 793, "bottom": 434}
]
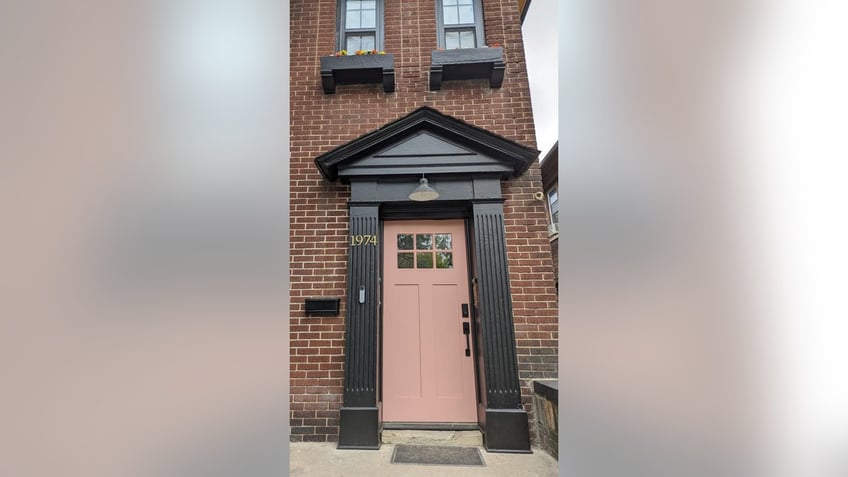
[{"left": 350, "top": 234, "right": 378, "bottom": 246}]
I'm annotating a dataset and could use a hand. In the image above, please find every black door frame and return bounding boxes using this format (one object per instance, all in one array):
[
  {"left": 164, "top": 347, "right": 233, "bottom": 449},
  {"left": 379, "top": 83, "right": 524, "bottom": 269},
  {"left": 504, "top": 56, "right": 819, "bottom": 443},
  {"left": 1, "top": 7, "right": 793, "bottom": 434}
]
[{"left": 337, "top": 183, "right": 531, "bottom": 452}]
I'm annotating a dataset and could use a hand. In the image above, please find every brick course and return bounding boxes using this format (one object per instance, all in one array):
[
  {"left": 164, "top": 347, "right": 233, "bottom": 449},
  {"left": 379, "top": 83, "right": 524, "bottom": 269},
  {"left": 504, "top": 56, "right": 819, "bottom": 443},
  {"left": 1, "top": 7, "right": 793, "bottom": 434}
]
[{"left": 290, "top": 0, "right": 557, "bottom": 444}]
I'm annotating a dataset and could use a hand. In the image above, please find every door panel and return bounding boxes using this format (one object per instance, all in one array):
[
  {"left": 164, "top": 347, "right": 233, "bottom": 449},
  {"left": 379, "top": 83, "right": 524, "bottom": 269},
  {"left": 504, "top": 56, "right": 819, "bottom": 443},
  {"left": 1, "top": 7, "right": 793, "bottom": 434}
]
[
  {"left": 433, "top": 284, "right": 462, "bottom": 399},
  {"left": 382, "top": 220, "right": 476, "bottom": 422},
  {"left": 387, "top": 284, "right": 422, "bottom": 398}
]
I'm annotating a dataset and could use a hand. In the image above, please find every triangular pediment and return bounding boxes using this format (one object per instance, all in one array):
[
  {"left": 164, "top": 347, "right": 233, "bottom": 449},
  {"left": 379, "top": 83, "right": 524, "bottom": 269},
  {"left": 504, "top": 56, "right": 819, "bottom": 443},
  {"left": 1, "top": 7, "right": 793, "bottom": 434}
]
[
  {"left": 315, "top": 107, "right": 538, "bottom": 182},
  {"left": 375, "top": 131, "right": 475, "bottom": 158}
]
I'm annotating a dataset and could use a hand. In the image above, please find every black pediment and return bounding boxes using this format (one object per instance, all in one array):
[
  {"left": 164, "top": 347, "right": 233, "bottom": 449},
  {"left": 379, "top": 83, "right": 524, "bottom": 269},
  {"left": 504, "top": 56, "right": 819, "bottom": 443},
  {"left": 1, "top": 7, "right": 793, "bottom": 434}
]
[{"left": 314, "top": 107, "right": 539, "bottom": 182}]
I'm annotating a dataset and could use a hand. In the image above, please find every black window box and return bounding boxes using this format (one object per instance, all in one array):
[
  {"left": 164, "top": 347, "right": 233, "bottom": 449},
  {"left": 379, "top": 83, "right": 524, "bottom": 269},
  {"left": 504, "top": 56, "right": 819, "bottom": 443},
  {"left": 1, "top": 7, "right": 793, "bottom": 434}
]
[
  {"left": 320, "top": 54, "right": 395, "bottom": 94},
  {"left": 429, "top": 47, "right": 505, "bottom": 91}
]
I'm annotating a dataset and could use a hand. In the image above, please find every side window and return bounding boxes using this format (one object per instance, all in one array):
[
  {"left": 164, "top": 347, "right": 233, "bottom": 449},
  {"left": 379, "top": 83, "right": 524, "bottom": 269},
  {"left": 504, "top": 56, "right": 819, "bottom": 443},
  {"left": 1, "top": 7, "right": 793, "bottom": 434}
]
[
  {"left": 547, "top": 187, "right": 559, "bottom": 225},
  {"left": 337, "top": 0, "right": 383, "bottom": 54},
  {"left": 437, "top": 0, "right": 485, "bottom": 49}
]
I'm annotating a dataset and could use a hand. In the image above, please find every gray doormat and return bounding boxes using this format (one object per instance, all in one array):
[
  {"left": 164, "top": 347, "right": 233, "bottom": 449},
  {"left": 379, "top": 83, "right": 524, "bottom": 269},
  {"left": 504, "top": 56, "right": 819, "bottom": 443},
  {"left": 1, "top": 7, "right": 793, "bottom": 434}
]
[{"left": 391, "top": 445, "right": 485, "bottom": 466}]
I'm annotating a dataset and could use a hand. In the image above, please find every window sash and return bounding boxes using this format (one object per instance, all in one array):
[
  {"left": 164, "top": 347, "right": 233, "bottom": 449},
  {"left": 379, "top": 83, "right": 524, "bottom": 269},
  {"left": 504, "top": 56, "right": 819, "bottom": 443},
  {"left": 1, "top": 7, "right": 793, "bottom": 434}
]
[
  {"left": 437, "top": 0, "right": 484, "bottom": 50},
  {"left": 345, "top": 33, "right": 376, "bottom": 53},
  {"left": 345, "top": 0, "right": 377, "bottom": 29},
  {"left": 338, "top": 0, "right": 382, "bottom": 54},
  {"left": 442, "top": 0, "right": 475, "bottom": 26},
  {"left": 547, "top": 188, "right": 559, "bottom": 225},
  {"left": 444, "top": 28, "right": 477, "bottom": 49}
]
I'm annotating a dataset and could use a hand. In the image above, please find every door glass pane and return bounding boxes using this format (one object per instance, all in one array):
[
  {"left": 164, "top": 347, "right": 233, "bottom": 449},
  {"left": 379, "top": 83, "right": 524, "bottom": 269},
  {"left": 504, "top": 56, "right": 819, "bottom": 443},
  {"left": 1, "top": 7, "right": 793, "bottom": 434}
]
[
  {"left": 436, "top": 252, "right": 453, "bottom": 269},
  {"left": 416, "top": 234, "right": 432, "bottom": 250},
  {"left": 416, "top": 252, "right": 434, "bottom": 268},
  {"left": 397, "top": 234, "right": 414, "bottom": 250},
  {"left": 435, "top": 233, "right": 452, "bottom": 250},
  {"left": 458, "top": 5, "right": 474, "bottom": 23},
  {"left": 445, "top": 31, "right": 460, "bottom": 49},
  {"left": 459, "top": 30, "right": 475, "bottom": 48},
  {"left": 397, "top": 253, "right": 414, "bottom": 269}
]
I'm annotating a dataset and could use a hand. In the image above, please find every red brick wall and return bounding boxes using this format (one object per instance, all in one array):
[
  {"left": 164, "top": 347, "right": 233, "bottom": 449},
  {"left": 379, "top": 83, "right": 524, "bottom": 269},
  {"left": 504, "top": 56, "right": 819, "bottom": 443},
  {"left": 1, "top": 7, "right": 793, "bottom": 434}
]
[{"left": 290, "top": 0, "right": 557, "bottom": 443}]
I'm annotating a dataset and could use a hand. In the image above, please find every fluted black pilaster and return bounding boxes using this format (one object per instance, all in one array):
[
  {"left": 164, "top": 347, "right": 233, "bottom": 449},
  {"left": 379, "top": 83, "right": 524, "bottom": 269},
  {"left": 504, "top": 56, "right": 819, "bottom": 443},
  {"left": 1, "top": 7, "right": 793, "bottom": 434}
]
[
  {"left": 472, "top": 201, "right": 522, "bottom": 408},
  {"left": 339, "top": 202, "right": 380, "bottom": 449},
  {"left": 472, "top": 201, "right": 530, "bottom": 452}
]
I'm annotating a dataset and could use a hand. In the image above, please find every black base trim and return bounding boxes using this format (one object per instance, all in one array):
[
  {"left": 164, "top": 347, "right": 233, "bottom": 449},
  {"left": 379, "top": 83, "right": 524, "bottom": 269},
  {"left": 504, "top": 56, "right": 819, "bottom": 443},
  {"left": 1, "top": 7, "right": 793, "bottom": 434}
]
[
  {"left": 338, "top": 407, "right": 381, "bottom": 449},
  {"left": 382, "top": 422, "right": 479, "bottom": 431},
  {"left": 483, "top": 409, "right": 532, "bottom": 453}
]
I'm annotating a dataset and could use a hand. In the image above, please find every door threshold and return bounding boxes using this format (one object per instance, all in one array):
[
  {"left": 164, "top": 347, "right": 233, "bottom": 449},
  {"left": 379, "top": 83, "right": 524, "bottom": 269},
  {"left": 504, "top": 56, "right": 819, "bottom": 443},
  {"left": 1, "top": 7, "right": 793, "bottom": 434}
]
[{"left": 382, "top": 422, "right": 480, "bottom": 431}]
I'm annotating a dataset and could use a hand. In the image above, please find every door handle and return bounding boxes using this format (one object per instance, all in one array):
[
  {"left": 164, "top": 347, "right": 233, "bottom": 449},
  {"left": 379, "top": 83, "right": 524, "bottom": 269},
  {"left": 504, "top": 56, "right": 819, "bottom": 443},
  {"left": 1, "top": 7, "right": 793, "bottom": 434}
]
[{"left": 462, "top": 322, "right": 470, "bottom": 357}]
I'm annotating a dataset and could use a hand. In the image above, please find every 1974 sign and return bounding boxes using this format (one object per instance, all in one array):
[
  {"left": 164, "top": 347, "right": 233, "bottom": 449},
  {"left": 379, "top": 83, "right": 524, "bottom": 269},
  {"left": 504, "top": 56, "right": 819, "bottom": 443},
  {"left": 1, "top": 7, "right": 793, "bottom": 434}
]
[{"left": 350, "top": 234, "right": 378, "bottom": 246}]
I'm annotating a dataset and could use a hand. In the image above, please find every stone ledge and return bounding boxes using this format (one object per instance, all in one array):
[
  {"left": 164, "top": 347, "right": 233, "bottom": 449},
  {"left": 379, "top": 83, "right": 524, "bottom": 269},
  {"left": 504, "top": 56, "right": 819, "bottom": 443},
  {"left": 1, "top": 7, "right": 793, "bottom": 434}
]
[{"left": 381, "top": 430, "right": 483, "bottom": 447}]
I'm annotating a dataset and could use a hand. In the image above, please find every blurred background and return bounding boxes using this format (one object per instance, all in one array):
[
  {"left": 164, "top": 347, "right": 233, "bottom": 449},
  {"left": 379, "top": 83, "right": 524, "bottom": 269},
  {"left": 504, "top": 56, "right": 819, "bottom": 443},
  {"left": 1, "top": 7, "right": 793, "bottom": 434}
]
[{"left": 1, "top": 0, "right": 846, "bottom": 476}]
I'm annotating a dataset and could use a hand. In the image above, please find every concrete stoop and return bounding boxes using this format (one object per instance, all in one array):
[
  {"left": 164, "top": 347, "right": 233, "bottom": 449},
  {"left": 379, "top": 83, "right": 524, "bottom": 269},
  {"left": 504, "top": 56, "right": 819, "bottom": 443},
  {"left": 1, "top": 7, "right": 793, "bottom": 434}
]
[{"left": 381, "top": 429, "right": 484, "bottom": 447}]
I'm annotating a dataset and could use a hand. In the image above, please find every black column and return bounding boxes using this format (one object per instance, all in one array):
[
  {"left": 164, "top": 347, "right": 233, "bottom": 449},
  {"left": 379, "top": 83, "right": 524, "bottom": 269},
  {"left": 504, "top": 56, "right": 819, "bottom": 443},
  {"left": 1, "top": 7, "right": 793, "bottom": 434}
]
[
  {"left": 472, "top": 201, "right": 531, "bottom": 453},
  {"left": 338, "top": 203, "right": 381, "bottom": 449}
]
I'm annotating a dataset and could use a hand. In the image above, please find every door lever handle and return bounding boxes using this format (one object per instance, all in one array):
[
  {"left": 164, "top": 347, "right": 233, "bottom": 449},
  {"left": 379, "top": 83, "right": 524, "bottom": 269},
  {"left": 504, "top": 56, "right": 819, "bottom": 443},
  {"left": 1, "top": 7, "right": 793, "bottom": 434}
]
[{"left": 462, "top": 322, "right": 470, "bottom": 357}]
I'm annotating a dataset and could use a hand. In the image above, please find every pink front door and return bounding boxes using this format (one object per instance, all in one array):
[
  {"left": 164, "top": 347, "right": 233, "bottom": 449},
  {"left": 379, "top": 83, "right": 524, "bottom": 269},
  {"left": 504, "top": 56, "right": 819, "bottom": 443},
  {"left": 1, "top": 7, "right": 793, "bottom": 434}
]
[{"left": 382, "top": 220, "right": 477, "bottom": 423}]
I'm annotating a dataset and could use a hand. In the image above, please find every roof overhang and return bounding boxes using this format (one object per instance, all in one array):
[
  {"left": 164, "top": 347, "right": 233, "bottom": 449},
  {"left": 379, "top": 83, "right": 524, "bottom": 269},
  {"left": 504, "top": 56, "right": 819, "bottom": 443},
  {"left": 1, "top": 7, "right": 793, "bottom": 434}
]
[{"left": 314, "top": 106, "right": 539, "bottom": 183}]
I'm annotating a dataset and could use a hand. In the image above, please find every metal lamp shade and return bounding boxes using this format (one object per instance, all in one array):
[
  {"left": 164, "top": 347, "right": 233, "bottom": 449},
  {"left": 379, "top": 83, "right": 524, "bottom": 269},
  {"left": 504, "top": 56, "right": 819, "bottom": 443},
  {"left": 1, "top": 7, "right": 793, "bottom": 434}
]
[{"left": 408, "top": 177, "right": 440, "bottom": 201}]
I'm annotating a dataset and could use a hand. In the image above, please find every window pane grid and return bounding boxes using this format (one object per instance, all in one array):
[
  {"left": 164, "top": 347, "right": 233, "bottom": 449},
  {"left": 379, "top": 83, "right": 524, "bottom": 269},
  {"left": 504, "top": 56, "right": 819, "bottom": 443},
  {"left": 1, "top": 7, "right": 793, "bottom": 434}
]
[
  {"left": 346, "top": 33, "right": 376, "bottom": 52},
  {"left": 397, "top": 232, "right": 454, "bottom": 269},
  {"left": 341, "top": 0, "right": 379, "bottom": 54},
  {"left": 438, "top": 0, "right": 481, "bottom": 50},
  {"left": 445, "top": 28, "right": 476, "bottom": 49},
  {"left": 345, "top": 0, "right": 376, "bottom": 29},
  {"left": 442, "top": 0, "right": 474, "bottom": 25}
]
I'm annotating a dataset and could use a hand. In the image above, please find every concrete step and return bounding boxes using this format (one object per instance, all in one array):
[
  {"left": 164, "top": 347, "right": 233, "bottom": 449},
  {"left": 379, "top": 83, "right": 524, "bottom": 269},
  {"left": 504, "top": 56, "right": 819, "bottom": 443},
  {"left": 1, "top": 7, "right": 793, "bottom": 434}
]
[{"left": 381, "top": 429, "right": 483, "bottom": 446}]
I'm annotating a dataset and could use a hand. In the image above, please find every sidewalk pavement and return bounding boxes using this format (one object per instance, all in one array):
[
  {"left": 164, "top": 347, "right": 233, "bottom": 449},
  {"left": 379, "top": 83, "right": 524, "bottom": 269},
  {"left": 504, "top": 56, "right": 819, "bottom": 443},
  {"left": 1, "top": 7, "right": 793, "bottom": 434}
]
[{"left": 290, "top": 442, "right": 559, "bottom": 476}]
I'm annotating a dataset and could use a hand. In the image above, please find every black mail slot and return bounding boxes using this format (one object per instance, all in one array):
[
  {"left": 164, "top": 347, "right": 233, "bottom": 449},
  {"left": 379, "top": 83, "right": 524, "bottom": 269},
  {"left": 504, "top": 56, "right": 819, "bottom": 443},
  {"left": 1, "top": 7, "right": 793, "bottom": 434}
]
[{"left": 304, "top": 298, "right": 341, "bottom": 316}]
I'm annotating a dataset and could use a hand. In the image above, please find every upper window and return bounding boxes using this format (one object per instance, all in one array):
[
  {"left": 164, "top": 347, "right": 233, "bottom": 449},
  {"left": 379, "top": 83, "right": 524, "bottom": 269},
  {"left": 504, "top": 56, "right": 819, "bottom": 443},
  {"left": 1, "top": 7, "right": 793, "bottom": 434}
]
[
  {"left": 338, "top": 0, "right": 383, "bottom": 54},
  {"left": 437, "top": 0, "right": 485, "bottom": 49}
]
